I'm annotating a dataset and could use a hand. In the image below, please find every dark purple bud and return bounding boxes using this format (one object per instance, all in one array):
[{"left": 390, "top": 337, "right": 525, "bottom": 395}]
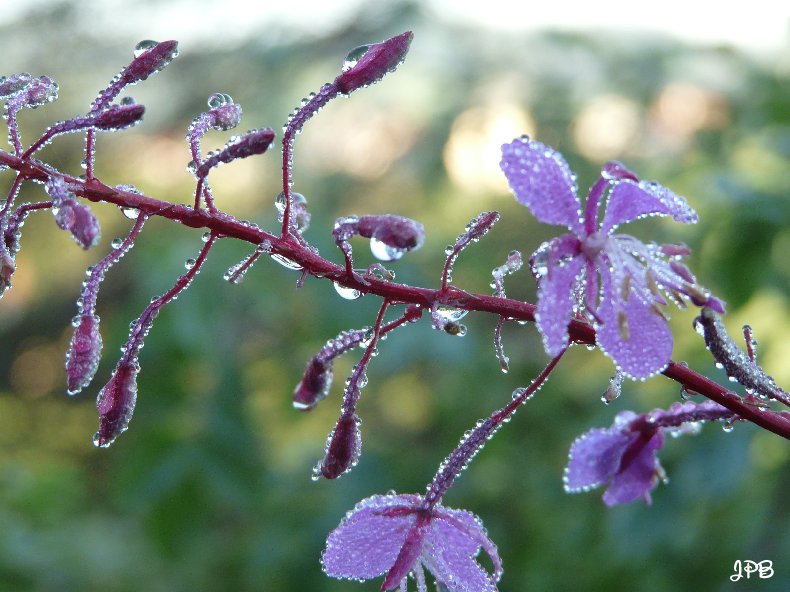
[
  {"left": 318, "top": 414, "right": 361, "bottom": 479},
  {"left": 66, "top": 313, "right": 103, "bottom": 395},
  {"left": 124, "top": 40, "right": 179, "bottom": 83},
  {"left": 93, "top": 103, "right": 145, "bottom": 130},
  {"left": 209, "top": 101, "right": 242, "bottom": 131},
  {"left": 334, "top": 32, "right": 413, "bottom": 95},
  {"left": 0, "top": 248, "right": 15, "bottom": 296},
  {"left": 357, "top": 214, "right": 425, "bottom": 261},
  {"left": 0, "top": 73, "right": 34, "bottom": 98},
  {"left": 22, "top": 75, "right": 58, "bottom": 107},
  {"left": 55, "top": 199, "right": 101, "bottom": 249},
  {"left": 602, "top": 161, "right": 639, "bottom": 182},
  {"left": 196, "top": 128, "right": 275, "bottom": 177},
  {"left": 293, "top": 358, "right": 333, "bottom": 410},
  {"left": 94, "top": 361, "right": 138, "bottom": 447}
]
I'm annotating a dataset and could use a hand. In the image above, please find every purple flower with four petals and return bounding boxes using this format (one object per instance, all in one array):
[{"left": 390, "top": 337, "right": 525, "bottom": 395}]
[
  {"left": 564, "top": 400, "right": 732, "bottom": 505},
  {"left": 500, "top": 136, "right": 724, "bottom": 378},
  {"left": 323, "top": 493, "right": 501, "bottom": 591}
]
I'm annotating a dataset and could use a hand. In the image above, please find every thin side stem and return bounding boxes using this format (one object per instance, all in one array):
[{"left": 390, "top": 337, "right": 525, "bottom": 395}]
[
  {"left": 280, "top": 82, "right": 339, "bottom": 236},
  {"left": 122, "top": 232, "right": 217, "bottom": 364},
  {"left": 423, "top": 350, "right": 566, "bottom": 509}
]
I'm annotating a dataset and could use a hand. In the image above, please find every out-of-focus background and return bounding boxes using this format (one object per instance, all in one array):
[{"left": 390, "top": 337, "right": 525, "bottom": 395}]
[{"left": 1, "top": 1, "right": 789, "bottom": 590}]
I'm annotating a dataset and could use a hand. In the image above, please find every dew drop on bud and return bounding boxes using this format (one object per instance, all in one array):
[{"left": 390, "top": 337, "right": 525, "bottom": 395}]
[
  {"left": 111, "top": 237, "right": 123, "bottom": 249},
  {"left": 369, "top": 237, "right": 406, "bottom": 262},
  {"left": 207, "top": 92, "right": 233, "bottom": 108},
  {"left": 133, "top": 40, "right": 159, "bottom": 58},
  {"left": 342, "top": 45, "right": 371, "bottom": 71},
  {"left": 333, "top": 281, "right": 363, "bottom": 300}
]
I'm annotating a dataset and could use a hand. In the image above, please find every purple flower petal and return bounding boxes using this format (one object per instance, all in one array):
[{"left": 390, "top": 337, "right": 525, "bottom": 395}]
[
  {"left": 600, "top": 180, "right": 698, "bottom": 235},
  {"left": 322, "top": 494, "right": 417, "bottom": 580},
  {"left": 595, "top": 265, "right": 673, "bottom": 379},
  {"left": 603, "top": 431, "right": 664, "bottom": 506},
  {"left": 564, "top": 428, "right": 636, "bottom": 492},
  {"left": 500, "top": 137, "right": 582, "bottom": 232},
  {"left": 535, "top": 247, "right": 584, "bottom": 355},
  {"left": 422, "top": 514, "right": 498, "bottom": 592}
]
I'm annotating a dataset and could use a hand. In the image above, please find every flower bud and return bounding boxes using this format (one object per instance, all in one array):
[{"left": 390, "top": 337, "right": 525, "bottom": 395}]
[
  {"left": 93, "top": 103, "right": 145, "bottom": 130},
  {"left": 0, "top": 73, "right": 34, "bottom": 98},
  {"left": 55, "top": 199, "right": 101, "bottom": 249},
  {"left": 94, "top": 361, "right": 138, "bottom": 447},
  {"left": 293, "top": 358, "right": 333, "bottom": 410},
  {"left": 196, "top": 128, "right": 275, "bottom": 177},
  {"left": 334, "top": 32, "right": 413, "bottom": 95},
  {"left": 22, "top": 76, "right": 58, "bottom": 108},
  {"left": 210, "top": 102, "right": 242, "bottom": 131},
  {"left": 356, "top": 214, "right": 425, "bottom": 261},
  {"left": 124, "top": 40, "right": 179, "bottom": 83},
  {"left": 66, "top": 313, "right": 103, "bottom": 395},
  {"left": 319, "top": 414, "right": 361, "bottom": 479}
]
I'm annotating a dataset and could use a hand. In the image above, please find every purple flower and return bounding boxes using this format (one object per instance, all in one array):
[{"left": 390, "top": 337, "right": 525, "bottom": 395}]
[
  {"left": 500, "top": 137, "right": 723, "bottom": 379},
  {"left": 323, "top": 493, "right": 502, "bottom": 592},
  {"left": 564, "top": 401, "right": 731, "bottom": 505},
  {"left": 564, "top": 411, "right": 665, "bottom": 506}
]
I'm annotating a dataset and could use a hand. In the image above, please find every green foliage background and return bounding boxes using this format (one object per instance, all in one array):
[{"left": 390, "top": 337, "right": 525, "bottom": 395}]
[{"left": 1, "top": 2, "right": 788, "bottom": 590}]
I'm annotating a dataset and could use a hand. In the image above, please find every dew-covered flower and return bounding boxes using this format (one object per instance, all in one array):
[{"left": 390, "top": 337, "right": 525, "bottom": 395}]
[
  {"left": 564, "top": 400, "right": 730, "bottom": 506},
  {"left": 500, "top": 136, "right": 724, "bottom": 378},
  {"left": 323, "top": 493, "right": 502, "bottom": 592},
  {"left": 565, "top": 411, "right": 665, "bottom": 506}
]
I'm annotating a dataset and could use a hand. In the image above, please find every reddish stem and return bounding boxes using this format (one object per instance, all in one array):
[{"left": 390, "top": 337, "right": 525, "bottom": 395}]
[{"left": 2, "top": 147, "right": 790, "bottom": 441}]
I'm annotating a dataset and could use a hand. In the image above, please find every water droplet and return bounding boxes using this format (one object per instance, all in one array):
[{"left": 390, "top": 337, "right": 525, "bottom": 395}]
[
  {"left": 121, "top": 207, "right": 139, "bottom": 219},
  {"left": 270, "top": 253, "right": 302, "bottom": 270},
  {"left": 207, "top": 92, "right": 233, "bottom": 108},
  {"left": 71, "top": 315, "right": 81, "bottom": 327},
  {"left": 133, "top": 40, "right": 159, "bottom": 59},
  {"left": 184, "top": 258, "right": 196, "bottom": 270},
  {"left": 434, "top": 305, "right": 468, "bottom": 324},
  {"left": 369, "top": 237, "right": 406, "bottom": 262},
  {"left": 111, "top": 237, "right": 124, "bottom": 249},
  {"left": 201, "top": 231, "right": 211, "bottom": 243},
  {"left": 692, "top": 317, "right": 705, "bottom": 337},
  {"left": 444, "top": 322, "right": 467, "bottom": 337},
  {"left": 333, "top": 281, "right": 362, "bottom": 300},
  {"left": 120, "top": 96, "right": 136, "bottom": 106},
  {"left": 342, "top": 45, "right": 371, "bottom": 71},
  {"left": 186, "top": 160, "right": 198, "bottom": 175}
]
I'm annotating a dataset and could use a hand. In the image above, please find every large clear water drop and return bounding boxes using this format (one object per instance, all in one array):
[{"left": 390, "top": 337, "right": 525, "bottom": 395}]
[
  {"left": 333, "top": 281, "right": 362, "bottom": 300},
  {"left": 133, "top": 40, "right": 159, "bottom": 58},
  {"left": 342, "top": 45, "right": 371, "bottom": 71}
]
